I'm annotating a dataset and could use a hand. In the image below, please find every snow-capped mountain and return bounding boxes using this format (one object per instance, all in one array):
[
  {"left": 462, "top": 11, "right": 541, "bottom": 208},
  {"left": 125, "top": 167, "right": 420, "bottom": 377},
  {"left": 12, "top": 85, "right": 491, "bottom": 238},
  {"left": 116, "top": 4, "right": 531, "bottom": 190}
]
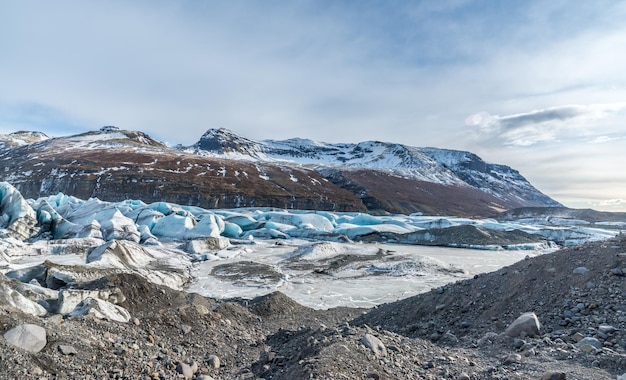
[
  {"left": 189, "top": 128, "right": 561, "bottom": 211},
  {"left": 0, "top": 126, "right": 560, "bottom": 216}
]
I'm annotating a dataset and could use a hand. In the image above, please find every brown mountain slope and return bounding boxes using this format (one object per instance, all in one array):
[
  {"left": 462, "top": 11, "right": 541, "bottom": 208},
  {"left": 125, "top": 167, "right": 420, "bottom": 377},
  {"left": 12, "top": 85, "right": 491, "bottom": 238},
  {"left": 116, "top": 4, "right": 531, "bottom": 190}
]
[
  {"left": 0, "top": 130, "right": 365, "bottom": 211},
  {"left": 323, "top": 169, "right": 511, "bottom": 216}
]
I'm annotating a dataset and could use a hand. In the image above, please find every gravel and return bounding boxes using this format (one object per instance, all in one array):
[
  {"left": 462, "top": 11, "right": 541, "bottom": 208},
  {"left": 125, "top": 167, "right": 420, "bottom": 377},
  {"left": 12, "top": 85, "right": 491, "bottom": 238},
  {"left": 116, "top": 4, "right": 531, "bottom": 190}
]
[{"left": 1, "top": 235, "right": 626, "bottom": 379}]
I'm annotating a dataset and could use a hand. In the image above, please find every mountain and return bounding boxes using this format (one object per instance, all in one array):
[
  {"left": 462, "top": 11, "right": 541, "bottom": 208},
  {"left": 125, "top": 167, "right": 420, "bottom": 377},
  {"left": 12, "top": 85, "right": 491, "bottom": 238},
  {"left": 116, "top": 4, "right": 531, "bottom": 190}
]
[
  {"left": 188, "top": 128, "right": 561, "bottom": 214},
  {"left": 0, "top": 127, "right": 363, "bottom": 212},
  {"left": 0, "top": 126, "right": 560, "bottom": 216}
]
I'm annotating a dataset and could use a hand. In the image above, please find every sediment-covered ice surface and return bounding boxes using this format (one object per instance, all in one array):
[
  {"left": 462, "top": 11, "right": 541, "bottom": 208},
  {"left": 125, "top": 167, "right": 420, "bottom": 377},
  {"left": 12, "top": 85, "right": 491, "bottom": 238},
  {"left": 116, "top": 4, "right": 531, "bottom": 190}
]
[{"left": 0, "top": 181, "right": 623, "bottom": 313}]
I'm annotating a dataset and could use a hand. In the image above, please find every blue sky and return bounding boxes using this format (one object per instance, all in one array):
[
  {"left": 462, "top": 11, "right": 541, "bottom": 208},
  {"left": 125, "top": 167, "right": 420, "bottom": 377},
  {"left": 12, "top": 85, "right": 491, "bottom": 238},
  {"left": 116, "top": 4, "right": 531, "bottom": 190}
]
[{"left": 1, "top": 0, "right": 625, "bottom": 211}]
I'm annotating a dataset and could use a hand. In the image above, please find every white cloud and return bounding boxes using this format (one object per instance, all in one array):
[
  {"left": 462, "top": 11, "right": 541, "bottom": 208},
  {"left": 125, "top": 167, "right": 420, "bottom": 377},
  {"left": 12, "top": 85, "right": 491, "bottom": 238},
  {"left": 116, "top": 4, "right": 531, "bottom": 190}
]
[
  {"left": 1, "top": 1, "right": 626, "bottom": 210},
  {"left": 466, "top": 103, "right": 626, "bottom": 146},
  {"left": 599, "top": 199, "right": 626, "bottom": 207}
]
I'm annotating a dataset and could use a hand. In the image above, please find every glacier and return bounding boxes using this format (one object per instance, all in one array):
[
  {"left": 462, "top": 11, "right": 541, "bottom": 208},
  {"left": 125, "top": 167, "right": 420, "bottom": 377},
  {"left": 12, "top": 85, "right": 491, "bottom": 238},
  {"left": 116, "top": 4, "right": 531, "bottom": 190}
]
[{"left": 0, "top": 181, "right": 623, "bottom": 313}]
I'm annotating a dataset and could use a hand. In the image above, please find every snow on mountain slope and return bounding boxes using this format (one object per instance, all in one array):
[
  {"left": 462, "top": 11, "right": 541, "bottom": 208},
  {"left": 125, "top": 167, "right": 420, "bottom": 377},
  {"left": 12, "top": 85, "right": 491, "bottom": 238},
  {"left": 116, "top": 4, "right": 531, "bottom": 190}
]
[
  {"left": 189, "top": 128, "right": 561, "bottom": 208},
  {"left": 0, "top": 131, "right": 49, "bottom": 150},
  {"left": 0, "top": 126, "right": 559, "bottom": 215},
  {"left": 191, "top": 129, "right": 463, "bottom": 184},
  {"left": 0, "top": 127, "right": 366, "bottom": 212}
]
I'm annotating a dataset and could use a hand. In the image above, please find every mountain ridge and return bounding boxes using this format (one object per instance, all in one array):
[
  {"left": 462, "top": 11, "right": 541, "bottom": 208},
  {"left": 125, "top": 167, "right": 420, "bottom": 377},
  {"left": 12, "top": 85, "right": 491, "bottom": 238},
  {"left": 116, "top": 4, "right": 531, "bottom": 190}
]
[
  {"left": 187, "top": 128, "right": 561, "bottom": 210},
  {"left": 0, "top": 126, "right": 560, "bottom": 216}
]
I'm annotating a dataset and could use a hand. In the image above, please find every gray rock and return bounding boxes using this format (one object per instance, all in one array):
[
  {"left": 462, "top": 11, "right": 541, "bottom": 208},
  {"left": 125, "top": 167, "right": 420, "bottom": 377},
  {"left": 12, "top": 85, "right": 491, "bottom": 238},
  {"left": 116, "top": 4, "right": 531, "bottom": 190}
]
[
  {"left": 502, "top": 353, "right": 522, "bottom": 364},
  {"left": 3, "top": 323, "right": 47, "bottom": 353},
  {"left": 598, "top": 324, "right": 616, "bottom": 333},
  {"left": 576, "top": 337, "right": 602, "bottom": 350},
  {"left": 29, "top": 366, "right": 44, "bottom": 376},
  {"left": 572, "top": 267, "right": 589, "bottom": 274},
  {"left": 206, "top": 354, "right": 220, "bottom": 369},
  {"left": 176, "top": 362, "right": 194, "bottom": 379},
  {"left": 505, "top": 312, "right": 541, "bottom": 337},
  {"left": 58, "top": 344, "right": 77, "bottom": 355},
  {"left": 196, "top": 376, "right": 215, "bottom": 380},
  {"left": 361, "top": 334, "right": 387, "bottom": 357},
  {"left": 477, "top": 332, "right": 500, "bottom": 346}
]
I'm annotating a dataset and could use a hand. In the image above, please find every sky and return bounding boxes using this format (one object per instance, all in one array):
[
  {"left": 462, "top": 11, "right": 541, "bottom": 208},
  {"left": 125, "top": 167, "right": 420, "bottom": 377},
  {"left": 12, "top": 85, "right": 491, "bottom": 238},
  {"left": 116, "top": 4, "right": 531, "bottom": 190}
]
[{"left": 1, "top": 0, "right": 625, "bottom": 211}]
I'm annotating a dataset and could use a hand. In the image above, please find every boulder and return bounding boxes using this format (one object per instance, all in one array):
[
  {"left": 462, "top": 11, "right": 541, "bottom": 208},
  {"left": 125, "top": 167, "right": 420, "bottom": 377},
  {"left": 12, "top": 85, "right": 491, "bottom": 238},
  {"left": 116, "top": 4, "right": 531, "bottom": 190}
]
[
  {"left": 361, "top": 334, "right": 387, "bottom": 357},
  {"left": 3, "top": 323, "right": 47, "bottom": 353},
  {"left": 505, "top": 312, "right": 541, "bottom": 338},
  {"left": 576, "top": 337, "right": 602, "bottom": 350}
]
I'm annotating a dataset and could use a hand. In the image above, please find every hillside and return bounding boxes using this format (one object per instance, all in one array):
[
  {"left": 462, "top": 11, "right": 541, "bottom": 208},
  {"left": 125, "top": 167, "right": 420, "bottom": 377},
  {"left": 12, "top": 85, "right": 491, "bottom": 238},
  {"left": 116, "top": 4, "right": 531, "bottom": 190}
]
[
  {"left": 1, "top": 235, "right": 625, "bottom": 379},
  {"left": 0, "top": 126, "right": 561, "bottom": 216}
]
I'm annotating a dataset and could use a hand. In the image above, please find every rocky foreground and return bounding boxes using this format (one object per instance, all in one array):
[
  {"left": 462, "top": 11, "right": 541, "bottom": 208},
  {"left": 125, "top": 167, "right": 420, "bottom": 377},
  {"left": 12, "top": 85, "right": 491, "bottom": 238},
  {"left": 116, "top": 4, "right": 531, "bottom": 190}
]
[{"left": 2, "top": 235, "right": 626, "bottom": 379}]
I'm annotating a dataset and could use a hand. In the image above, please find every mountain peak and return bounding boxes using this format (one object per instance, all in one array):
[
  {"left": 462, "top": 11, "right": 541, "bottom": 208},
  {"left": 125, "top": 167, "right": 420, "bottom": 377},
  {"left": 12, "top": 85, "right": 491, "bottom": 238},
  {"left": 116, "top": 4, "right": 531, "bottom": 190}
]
[
  {"left": 188, "top": 129, "right": 561, "bottom": 210},
  {"left": 194, "top": 128, "right": 263, "bottom": 156},
  {"left": 62, "top": 128, "right": 166, "bottom": 149}
]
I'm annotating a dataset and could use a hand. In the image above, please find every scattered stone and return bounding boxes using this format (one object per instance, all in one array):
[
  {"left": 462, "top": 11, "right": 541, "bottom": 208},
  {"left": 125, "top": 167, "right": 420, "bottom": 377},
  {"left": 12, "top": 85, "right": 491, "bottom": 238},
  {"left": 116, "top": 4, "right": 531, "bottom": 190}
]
[
  {"left": 502, "top": 353, "right": 522, "bottom": 365},
  {"left": 361, "top": 334, "right": 387, "bottom": 357},
  {"left": 571, "top": 332, "right": 584, "bottom": 342},
  {"left": 576, "top": 337, "right": 602, "bottom": 350},
  {"left": 29, "top": 366, "right": 43, "bottom": 376},
  {"left": 58, "top": 344, "right": 77, "bottom": 355},
  {"left": 175, "top": 362, "right": 194, "bottom": 379},
  {"left": 3, "top": 323, "right": 47, "bottom": 353},
  {"left": 505, "top": 312, "right": 541, "bottom": 338},
  {"left": 206, "top": 355, "right": 220, "bottom": 369},
  {"left": 573, "top": 267, "right": 590, "bottom": 274},
  {"left": 477, "top": 332, "right": 500, "bottom": 346},
  {"left": 457, "top": 372, "right": 471, "bottom": 380},
  {"left": 598, "top": 324, "right": 616, "bottom": 333}
]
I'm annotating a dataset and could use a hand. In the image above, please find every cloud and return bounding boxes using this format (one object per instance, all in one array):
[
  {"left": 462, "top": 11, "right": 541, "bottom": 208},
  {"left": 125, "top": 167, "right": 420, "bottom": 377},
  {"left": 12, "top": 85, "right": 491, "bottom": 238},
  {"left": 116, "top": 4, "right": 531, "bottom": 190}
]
[
  {"left": 467, "top": 103, "right": 626, "bottom": 146},
  {"left": 2, "top": 1, "right": 626, "bottom": 210},
  {"left": 599, "top": 199, "right": 626, "bottom": 207}
]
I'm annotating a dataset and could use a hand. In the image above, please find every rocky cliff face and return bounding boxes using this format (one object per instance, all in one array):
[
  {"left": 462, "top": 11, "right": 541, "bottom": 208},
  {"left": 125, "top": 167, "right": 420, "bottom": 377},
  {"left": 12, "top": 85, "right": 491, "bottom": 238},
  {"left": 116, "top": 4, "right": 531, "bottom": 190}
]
[{"left": 0, "top": 127, "right": 560, "bottom": 216}]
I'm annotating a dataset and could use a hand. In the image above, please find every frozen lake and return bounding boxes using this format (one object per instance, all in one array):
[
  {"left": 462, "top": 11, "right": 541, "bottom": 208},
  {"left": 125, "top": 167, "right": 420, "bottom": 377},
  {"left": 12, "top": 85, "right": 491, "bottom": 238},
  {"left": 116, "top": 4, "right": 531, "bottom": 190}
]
[{"left": 188, "top": 241, "right": 543, "bottom": 309}]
